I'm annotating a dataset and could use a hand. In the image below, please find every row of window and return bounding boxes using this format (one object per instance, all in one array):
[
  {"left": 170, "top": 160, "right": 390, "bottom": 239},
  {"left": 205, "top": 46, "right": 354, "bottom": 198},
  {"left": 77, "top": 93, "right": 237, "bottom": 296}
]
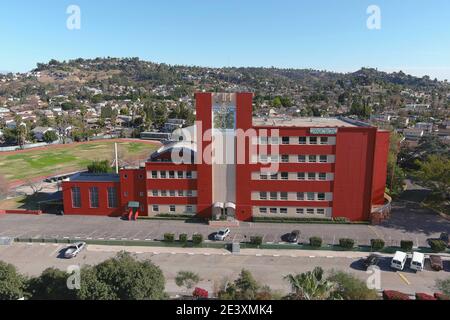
[
  {"left": 258, "top": 154, "right": 332, "bottom": 163},
  {"left": 258, "top": 192, "right": 328, "bottom": 201},
  {"left": 258, "top": 172, "right": 329, "bottom": 181},
  {"left": 71, "top": 187, "right": 118, "bottom": 209},
  {"left": 150, "top": 171, "right": 195, "bottom": 179},
  {"left": 258, "top": 207, "right": 326, "bottom": 215},
  {"left": 150, "top": 190, "right": 196, "bottom": 197},
  {"left": 257, "top": 136, "right": 331, "bottom": 145},
  {"left": 151, "top": 205, "right": 194, "bottom": 213}
]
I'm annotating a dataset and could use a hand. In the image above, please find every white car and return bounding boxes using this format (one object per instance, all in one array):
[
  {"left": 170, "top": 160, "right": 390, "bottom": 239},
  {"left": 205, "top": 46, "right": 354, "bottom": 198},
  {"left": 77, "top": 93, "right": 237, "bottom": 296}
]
[
  {"left": 64, "top": 242, "right": 86, "bottom": 259},
  {"left": 410, "top": 252, "right": 425, "bottom": 272},
  {"left": 391, "top": 251, "right": 407, "bottom": 270},
  {"left": 214, "top": 228, "right": 231, "bottom": 241}
]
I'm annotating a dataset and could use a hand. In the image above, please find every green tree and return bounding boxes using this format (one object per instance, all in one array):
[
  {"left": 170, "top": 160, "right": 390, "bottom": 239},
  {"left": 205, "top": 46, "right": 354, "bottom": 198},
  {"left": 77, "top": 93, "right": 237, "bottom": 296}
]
[
  {"left": 387, "top": 132, "right": 405, "bottom": 196},
  {"left": 0, "top": 261, "right": 26, "bottom": 300},
  {"left": 271, "top": 96, "right": 282, "bottom": 108},
  {"left": 414, "top": 155, "right": 450, "bottom": 200},
  {"left": 219, "top": 269, "right": 271, "bottom": 300},
  {"left": 284, "top": 267, "right": 339, "bottom": 300},
  {"left": 77, "top": 267, "right": 117, "bottom": 300},
  {"left": 43, "top": 130, "right": 59, "bottom": 144},
  {"left": 175, "top": 271, "right": 201, "bottom": 293},
  {"left": 87, "top": 160, "right": 112, "bottom": 173},
  {"left": 436, "top": 278, "right": 450, "bottom": 296},
  {"left": 327, "top": 271, "right": 379, "bottom": 300},
  {"left": 27, "top": 268, "right": 76, "bottom": 300}
]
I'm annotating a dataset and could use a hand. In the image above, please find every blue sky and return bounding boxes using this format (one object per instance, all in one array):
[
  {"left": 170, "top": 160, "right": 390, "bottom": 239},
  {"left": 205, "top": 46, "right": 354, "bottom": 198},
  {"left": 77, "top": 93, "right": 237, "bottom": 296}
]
[{"left": 0, "top": 0, "right": 449, "bottom": 79}]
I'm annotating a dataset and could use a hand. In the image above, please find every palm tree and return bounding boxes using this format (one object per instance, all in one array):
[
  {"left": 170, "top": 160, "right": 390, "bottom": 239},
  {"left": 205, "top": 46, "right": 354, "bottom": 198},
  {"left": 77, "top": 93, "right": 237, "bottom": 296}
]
[{"left": 284, "top": 267, "right": 340, "bottom": 300}]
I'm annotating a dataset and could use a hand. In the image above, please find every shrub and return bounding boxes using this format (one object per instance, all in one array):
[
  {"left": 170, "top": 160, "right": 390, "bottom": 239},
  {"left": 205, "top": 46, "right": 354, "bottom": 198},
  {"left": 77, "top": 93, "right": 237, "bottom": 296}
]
[
  {"left": 400, "top": 240, "right": 414, "bottom": 252},
  {"left": 163, "top": 233, "right": 175, "bottom": 242},
  {"left": 434, "top": 293, "right": 450, "bottom": 300},
  {"left": 333, "top": 217, "right": 349, "bottom": 223},
  {"left": 370, "top": 239, "right": 385, "bottom": 251},
  {"left": 250, "top": 236, "right": 263, "bottom": 246},
  {"left": 415, "top": 293, "right": 436, "bottom": 300},
  {"left": 328, "top": 271, "right": 379, "bottom": 300},
  {"left": 192, "top": 234, "right": 203, "bottom": 245},
  {"left": 309, "top": 237, "right": 322, "bottom": 248},
  {"left": 179, "top": 233, "right": 188, "bottom": 243},
  {"left": 339, "top": 238, "right": 355, "bottom": 249},
  {"left": 429, "top": 240, "right": 447, "bottom": 253},
  {"left": 383, "top": 290, "right": 410, "bottom": 300},
  {"left": 193, "top": 287, "right": 209, "bottom": 299}
]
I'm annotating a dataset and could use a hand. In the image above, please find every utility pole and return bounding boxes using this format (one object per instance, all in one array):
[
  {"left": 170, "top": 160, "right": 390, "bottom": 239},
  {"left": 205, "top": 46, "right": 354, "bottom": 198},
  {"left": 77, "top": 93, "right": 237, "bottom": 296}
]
[{"left": 115, "top": 142, "right": 119, "bottom": 174}]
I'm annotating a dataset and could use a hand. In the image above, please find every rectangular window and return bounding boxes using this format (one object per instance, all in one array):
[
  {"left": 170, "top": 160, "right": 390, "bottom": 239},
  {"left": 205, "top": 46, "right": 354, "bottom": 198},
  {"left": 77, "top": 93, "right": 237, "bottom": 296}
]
[
  {"left": 297, "top": 172, "right": 305, "bottom": 180},
  {"left": 296, "top": 208, "right": 304, "bottom": 214},
  {"left": 281, "top": 155, "right": 289, "bottom": 163},
  {"left": 186, "top": 205, "right": 193, "bottom": 213},
  {"left": 89, "top": 187, "right": 99, "bottom": 208},
  {"left": 270, "top": 173, "right": 278, "bottom": 180},
  {"left": 260, "top": 173, "right": 268, "bottom": 180},
  {"left": 259, "top": 155, "right": 268, "bottom": 163},
  {"left": 297, "top": 192, "right": 304, "bottom": 201},
  {"left": 71, "top": 187, "right": 81, "bottom": 208},
  {"left": 160, "top": 171, "right": 167, "bottom": 179},
  {"left": 178, "top": 190, "right": 184, "bottom": 197},
  {"left": 317, "top": 193, "right": 326, "bottom": 201},
  {"left": 280, "top": 208, "right": 288, "bottom": 214},
  {"left": 177, "top": 171, "right": 184, "bottom": 179},
  {"left": 169, "top": 190, "right": 176, "bottom": 197},
  {"left": 169, "top": 171, "right": 175, "bottom": 179},
  {"left": 270, "top": 155, "right": 279, "bottom": 163},
  {"left": 152, "top": 190, "right": 158, "bottom": 197},
  {"left": 298, "top": 155, "right": 306, "bottom": 163},
  {"left": 259, "top": 136, "right": 268, "bottom": 145},
  {"left": 152, "top": 171, "right": 157, "bottom": 179},
  {"left": 152, "top": 205, "right": 159, "bottom": 212},
  {"left": 309, "top": 137, "right": 318, "bottom": 145},
  {"left": 259, "top": 192, "right": 267, "bottom": 200},
  {"left": 281, "top": 172, "right": 288, "bottom": 180},
  {"left": 318, "top": 173, "right": 327, "bottom": 181},
  {"left": 317, "top": 208, "right": 325, "bottom": 215},
  {"left": 280, "top": 192, "right": 288, "bottom": 200},
  {"left": 299, "top": 137, "right": 307, "bottom": 145},
  {"left": 160, "top": 190, "right": 167, "bottom": 197},
  {"left": 282, "top": 137, "right": 290, "bottom": 145},
  {"left": 186, "top": 171, "right": 193, "bottom": 179},
  {"left": 307, "top": 192, "right": 315, "bottom": 201},
  {"left": 259, "top": 207, "right": 267, "bottom": 214},
  {"left": 270, "top": 208, "right": 278, "bottom": 214},
  {"left": 308, "top": 173, "right": 316, "bottom": 180},
  {"left": 307, "top": 208, "right": 314, "bottom": 215},
  {"left": 169, "top": 205, "right": 176, "bottom": 212},
  {"left": 320, "top": 137, "right": 328, "bottom": 145},
  {"left": 270, "top": 192, "right": 278, "bottom": 200},
  {"left": 320, "top": 155, "right": 328, "bottom": 163},
  {"left": 186, "top": 190, "right": 193, "bottom": 197},
  {"left": 107, "top": 187, "right": 118, "bottom": 208},
  {"left": 308, "top": 155, "right": 317, "bottom": 163},
  {"left": 270, "top": 137, "right": 280, "bottom": 145}
]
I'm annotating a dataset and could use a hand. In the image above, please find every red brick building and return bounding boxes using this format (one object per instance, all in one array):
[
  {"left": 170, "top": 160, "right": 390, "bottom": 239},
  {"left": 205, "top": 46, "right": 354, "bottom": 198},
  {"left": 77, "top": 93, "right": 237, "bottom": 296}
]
[{"left": 62, "top": 92, "right": 390, "bottom": 222}]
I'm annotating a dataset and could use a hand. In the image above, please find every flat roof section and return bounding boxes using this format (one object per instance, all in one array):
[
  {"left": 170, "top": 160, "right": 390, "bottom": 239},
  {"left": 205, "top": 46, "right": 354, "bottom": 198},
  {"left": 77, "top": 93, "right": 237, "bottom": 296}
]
[
  {"left": 69, "top": 172, "right": 120, "bottom": 183},
  {"left": 252, "top": 117, "right": 360, "bottom": 128}
]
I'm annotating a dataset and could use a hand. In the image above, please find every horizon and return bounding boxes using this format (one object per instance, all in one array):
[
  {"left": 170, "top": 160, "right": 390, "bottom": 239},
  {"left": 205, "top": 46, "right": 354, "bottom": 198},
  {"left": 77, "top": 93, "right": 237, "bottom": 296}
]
[{"left": 1, "top": 0, "right": 450, "bottom": 80}]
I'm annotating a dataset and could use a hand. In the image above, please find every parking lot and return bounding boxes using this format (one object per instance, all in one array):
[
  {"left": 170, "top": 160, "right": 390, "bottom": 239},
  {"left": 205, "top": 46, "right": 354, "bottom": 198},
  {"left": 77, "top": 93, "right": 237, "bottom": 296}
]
[
  {"left": 0, "top": 243, "right": 448, "bottom": 296},
  {"left": 0, "top": 202, "right": 449, "bottom": 247}
]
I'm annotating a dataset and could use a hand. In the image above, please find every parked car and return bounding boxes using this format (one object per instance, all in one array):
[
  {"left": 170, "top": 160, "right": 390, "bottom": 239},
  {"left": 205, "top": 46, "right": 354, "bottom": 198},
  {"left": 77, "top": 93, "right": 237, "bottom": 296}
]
[
  {"left": 286, "top": 230, "right": 300, "bottom": 243},
  {"left": 362, "top": 254, "right": 380, "bottom": 270},
  {"left": 391, "top": 251, "right": 407, "bottom": 271},
  {"left": 410, "top": 252, "right": 425, "bottom": 272},
  {"left": 214, "top": 228, "right": 231, "bottom": 241},
  {"left": 64, "top": 242, "right": 86, "bottom": 259},
  {"left": 429, "top": 255, "right": 443, "bottom": 271}
]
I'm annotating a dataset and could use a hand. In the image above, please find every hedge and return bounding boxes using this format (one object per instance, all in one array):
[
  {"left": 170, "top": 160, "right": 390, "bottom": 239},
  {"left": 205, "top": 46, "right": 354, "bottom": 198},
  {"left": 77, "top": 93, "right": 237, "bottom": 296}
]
[
  {"left": 192, "top": 234, "right": 203, "bottom": 245},
  {"left": 429, "top": 240, "right": 447, "bottom": 253},
  {"left": 383, "top": 290, "right": 410, "bottom": 300},
  {"left": 250, "top": 236, "right": 263, "bottom": 246},
  {"left": 309, "top": 237, "right": 322, "bottom": 248},
  {"left": 415, "top": 293, "right": 437, "bottom": 300},
  {"left": 370, "top": 239, "right": 385, "bottom": 251},
  {"left": 179, "top": 233, "right": 188, "bottom": 243},
  {"left": 252, "top": 216, "right": 368, "bottom": 225},
  {"left": 339, "top": 238, "right": 355, "bottom": 249},
  {"left": 163, "top": 233, "right": 175, "bottom": 242},
  {"left": 434, "top": 293, "right": 450, "bottom": 300},
  {"left": 400, "top": 240, "right": 414, "bottom": 252}
]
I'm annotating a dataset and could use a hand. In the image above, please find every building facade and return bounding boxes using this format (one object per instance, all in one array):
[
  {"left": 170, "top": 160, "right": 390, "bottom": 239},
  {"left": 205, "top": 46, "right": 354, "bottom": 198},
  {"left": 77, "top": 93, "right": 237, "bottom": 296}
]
[{"left": 62, "top": 92, "right": 390, "bottom": 222}]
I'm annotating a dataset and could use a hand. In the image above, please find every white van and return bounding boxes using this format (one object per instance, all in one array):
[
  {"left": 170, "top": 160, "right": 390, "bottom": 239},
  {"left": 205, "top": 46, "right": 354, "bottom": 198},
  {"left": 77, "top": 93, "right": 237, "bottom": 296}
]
[
  {"left": 410, "top": 252, "right": 425, "bottom": 271},
  {"left": 391, "top": 251, "right": 407, "bottom": 270}
]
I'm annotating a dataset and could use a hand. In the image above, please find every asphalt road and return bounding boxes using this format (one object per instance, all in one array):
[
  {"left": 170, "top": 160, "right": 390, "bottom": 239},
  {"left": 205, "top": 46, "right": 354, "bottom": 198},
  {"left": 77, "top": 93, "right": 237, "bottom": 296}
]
[
  {"left": 0, "top": 243, "right": 449, "bottom": 297},
  {"left": 1, "top": 200, "right": 449, "bottom": 247}
]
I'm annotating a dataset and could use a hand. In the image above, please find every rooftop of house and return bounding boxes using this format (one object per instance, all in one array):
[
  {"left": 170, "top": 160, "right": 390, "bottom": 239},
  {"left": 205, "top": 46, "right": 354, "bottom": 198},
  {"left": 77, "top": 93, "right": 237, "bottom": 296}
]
[
  {"left": 68, "top": 172, "right": 120, "bottom": 182},
  {"left": 252, "top": 117, "right": 363, "bottom": 128}
]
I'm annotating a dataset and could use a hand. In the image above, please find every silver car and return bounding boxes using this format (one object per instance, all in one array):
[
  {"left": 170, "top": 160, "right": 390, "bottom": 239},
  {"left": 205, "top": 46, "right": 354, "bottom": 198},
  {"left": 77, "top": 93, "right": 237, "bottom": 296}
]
[
  {"left": 214, "top": 228, "right": 231, "bottom": 241},
  {"left": 64, "top": 242, "right": 86, "bottom": 259}
]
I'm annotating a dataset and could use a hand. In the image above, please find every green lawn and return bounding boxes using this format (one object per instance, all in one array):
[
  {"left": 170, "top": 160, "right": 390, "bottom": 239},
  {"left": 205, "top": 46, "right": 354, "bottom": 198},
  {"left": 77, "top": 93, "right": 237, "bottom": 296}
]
[{"left": 0, "top": 141, "right": 158, "bottom": 182}]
